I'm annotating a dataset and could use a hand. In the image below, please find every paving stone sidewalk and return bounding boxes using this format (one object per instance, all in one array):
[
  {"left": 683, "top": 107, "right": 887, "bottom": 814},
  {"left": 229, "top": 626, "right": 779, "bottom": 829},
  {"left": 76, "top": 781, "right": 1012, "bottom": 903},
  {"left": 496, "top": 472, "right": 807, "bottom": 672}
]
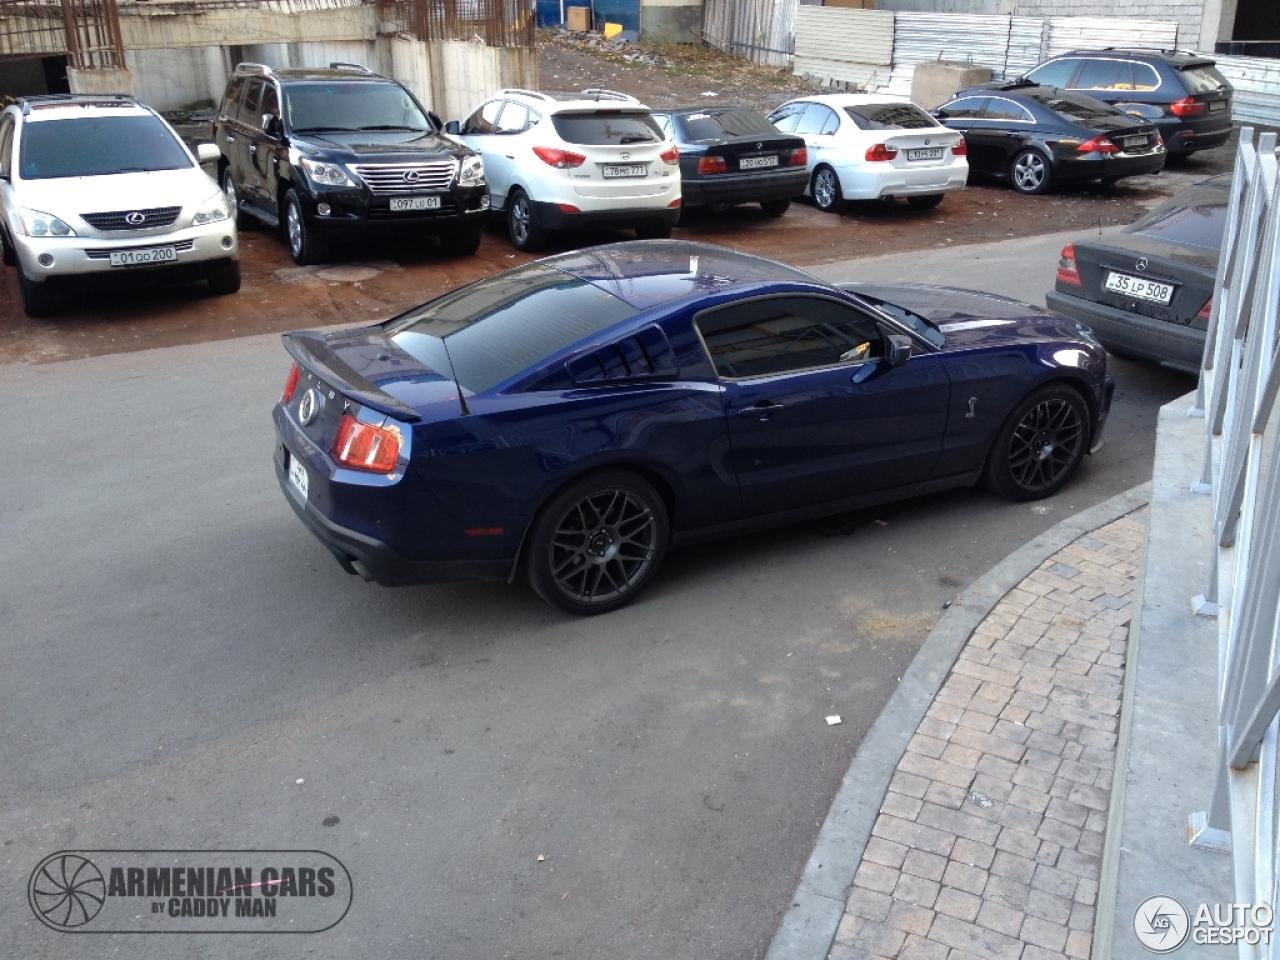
[{"left": 830, "top": 510, "right": 1147, "bottom": 960}]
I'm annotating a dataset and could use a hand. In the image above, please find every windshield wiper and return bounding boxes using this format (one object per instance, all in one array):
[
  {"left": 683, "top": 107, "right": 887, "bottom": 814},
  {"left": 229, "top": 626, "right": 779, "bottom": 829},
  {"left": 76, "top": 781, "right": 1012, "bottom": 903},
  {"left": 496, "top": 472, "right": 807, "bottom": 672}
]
[
  {"left": 619, "top": 135, "right": 657, "bottom": 144},
  {"left": 357, "top": 124, "right": 428, "bottom": 132},
  {"left": 292, "top": 126, "right": 359, "bottom": 134}
]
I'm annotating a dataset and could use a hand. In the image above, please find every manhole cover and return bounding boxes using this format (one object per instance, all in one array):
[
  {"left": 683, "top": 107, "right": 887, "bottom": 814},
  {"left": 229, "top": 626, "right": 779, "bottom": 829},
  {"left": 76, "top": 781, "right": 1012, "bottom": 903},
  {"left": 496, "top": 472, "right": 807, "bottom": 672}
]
[{"left": 315, "top": 265, "right": 381, "bottom": 283}]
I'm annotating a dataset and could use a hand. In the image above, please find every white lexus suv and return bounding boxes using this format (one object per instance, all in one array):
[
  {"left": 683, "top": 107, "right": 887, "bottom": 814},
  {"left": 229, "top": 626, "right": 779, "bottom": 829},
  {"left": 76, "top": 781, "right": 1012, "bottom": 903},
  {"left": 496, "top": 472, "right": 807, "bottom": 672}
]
[
  {"left": 448, "top": 88, "right": 681, "bottom": 251},
  {"left": 0, "top": 94, "right": 240, "bottom": 317}
]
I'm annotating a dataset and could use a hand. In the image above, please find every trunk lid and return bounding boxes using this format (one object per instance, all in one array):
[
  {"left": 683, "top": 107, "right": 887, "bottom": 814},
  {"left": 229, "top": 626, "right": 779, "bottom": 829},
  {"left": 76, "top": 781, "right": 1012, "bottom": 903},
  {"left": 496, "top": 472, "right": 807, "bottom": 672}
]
[{"left": 1066, "top": 240, "right": 1216, "bottom": 330}]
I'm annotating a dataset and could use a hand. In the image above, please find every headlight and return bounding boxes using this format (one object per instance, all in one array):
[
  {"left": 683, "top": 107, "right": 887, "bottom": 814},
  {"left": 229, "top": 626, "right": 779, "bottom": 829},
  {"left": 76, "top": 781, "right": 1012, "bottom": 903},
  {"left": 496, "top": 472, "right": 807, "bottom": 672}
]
[
  {"left": 300, "top": 157, "right": 356, "bottom": 187},
  {"left": 19, "top": 208, "right": 75, "bottom": 238},
  {"left": 458, "top": 154, "right": 484, "bottom": 186},
  {"left": 192, "top": 191, "right": 231, "bottom": 225}
]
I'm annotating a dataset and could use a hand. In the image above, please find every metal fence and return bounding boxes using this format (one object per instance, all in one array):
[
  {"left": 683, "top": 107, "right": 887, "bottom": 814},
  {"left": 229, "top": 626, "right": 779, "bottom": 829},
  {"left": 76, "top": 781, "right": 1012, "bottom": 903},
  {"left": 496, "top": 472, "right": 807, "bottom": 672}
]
[
  {"left": 702, "top": 0, "right": 796, "bottom": 67},
  {"left": 0, "top": 0, "right": 125, "bottom": 68},
  {"left": 1190, "top": 125, "right": 1280, "bottom": 929}
]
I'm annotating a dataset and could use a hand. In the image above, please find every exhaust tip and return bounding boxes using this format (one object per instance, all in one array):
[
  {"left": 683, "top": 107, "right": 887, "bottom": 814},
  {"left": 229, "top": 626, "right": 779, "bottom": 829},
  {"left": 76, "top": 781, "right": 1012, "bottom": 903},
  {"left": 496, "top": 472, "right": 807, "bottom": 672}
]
[{"left": 349, "top": 559, "right": 376, "bottom": 583}]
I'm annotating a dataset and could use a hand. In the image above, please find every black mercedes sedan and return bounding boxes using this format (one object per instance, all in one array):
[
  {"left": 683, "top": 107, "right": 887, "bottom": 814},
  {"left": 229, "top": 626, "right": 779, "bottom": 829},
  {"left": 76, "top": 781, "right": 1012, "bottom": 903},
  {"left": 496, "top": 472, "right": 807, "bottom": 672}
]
[
  {"left": 933, "top": 85, "right": 1165, "bottom": 194},
  {"left": 1046, "top": 174, "right": 1229, "bottom": 373},
  {"left": 651, "top": 106, "right": 809, "bottom": 215}
]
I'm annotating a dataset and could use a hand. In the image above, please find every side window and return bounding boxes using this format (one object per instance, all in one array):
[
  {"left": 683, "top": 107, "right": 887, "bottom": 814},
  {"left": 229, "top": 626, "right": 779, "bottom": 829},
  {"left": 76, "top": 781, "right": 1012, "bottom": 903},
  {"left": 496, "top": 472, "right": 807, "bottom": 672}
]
[
  {"left": 695, "top": 297, "right": 883, "bottom": 380},
  {"left": 495, "top": 101, "right": 530, "bottom": 135},
  {"left": 768, "top": 103, "right": 806, "bottom": 133},
  {"left": 1072, "top": 59, "right": 1129, "bottom": 91},
  {"left": 221, "top": 76, "right": 248, "bottom": 121},
  {"left": 1133, "top": 63, "right": 1160, "bottom": 91},
  {"left": 654, "top": 114, "right": 672, "bottom": 137},
  {"left": 983, "top": 98, "right": 1033, "bottom": 122},
  {"left": 238, "top": 78, "right": 264, "bottom": 126},
  {"left": 461, "top": 100, "right": 503, "bottom": 135},
  {"left": 257, "top": 83, "right": 280, "bottom": 132},
  {"left": 1026, "top": 58, "right": 1079, "bottom": 89},
  {"left": 795, "top": 104, "right": 837, "bottom": 136},
  {"left": 936, "top": 97, "right": 989, "bottom": 120},
  {"left": 0, "top": 116, "right": 13, "bottom": 179}
]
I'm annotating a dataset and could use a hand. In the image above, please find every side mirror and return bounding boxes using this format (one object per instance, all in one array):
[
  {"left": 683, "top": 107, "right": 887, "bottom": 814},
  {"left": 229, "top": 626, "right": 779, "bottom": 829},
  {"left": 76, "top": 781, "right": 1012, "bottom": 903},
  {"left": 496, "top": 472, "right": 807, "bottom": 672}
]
[
  {"left": 428, "top": 111, "right": 443, "bottom": 130},
  {"left": 885, "top": 335, "right": 913, "bottom": 367},
  {"left": 444, "top": 120, "right": 460, "bottom": 135},
  {"left": 196, "top": 142, "right": 220, "bottom": 163},
  {"left": 261, "top": 114, "right": 280, "bottom": 138}
]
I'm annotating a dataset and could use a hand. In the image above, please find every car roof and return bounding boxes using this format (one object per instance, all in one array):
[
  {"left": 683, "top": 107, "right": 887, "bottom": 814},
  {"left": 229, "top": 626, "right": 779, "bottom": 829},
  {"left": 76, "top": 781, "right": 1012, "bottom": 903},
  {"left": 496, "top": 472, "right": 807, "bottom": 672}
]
[
  {"left": 14, "top": 94, "right": 150, "bottom": 119},
  {"left": 654, "top": 105, "right": 762, "bottom": 115},
  {"left": 779, "top": 93, "right": 916, "bottom": 109},
  {"left": 499, "top": 88, "right": 652, "bottom": 112},
  {"left": 542, "top": 240, "right": 823, "bottom": 309},
  {"left": 1052, "top": 48, "right": 1216, "bottom": 66}
]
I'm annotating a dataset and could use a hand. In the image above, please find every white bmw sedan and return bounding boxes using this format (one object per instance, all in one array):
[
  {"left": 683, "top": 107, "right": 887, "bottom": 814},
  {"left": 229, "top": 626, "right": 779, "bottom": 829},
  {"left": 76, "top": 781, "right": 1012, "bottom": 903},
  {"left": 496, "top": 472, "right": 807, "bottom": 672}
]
[{"left": 767, "top": 94, "right": 968, "bottom": 212}]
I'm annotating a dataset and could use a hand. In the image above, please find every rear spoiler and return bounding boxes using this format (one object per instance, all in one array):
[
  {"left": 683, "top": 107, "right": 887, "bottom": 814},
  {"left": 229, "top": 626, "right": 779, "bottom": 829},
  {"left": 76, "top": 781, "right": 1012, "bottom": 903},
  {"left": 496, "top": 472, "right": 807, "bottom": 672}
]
[{"left": 281, "top": 331, "right": 422, "bottom": 423}]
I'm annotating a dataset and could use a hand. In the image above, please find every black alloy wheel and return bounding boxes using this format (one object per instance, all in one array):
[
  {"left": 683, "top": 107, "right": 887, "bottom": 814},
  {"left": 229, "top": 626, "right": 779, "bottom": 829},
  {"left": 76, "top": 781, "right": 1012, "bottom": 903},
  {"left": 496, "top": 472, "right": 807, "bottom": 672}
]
[
  {"left": 985, "top": 384, "right": 1089, "bottom": 501},
  {"left": 811, "top": 166, "right": 844, "bottom": 213},
  {"left": 527, "top": 471, "right": 669, "bottom": 615},
  {"left": 507, "top": 189, "right": 545, "bottom": 252},
  {"left": 1010, "top": 148, "right": 1052, "bottom": 195},
  {"left": 284, "top": 189, "right": 328, "bottom": 266},
  {"left": 760, "top": 198, "right": 791, "bottom": 216}
]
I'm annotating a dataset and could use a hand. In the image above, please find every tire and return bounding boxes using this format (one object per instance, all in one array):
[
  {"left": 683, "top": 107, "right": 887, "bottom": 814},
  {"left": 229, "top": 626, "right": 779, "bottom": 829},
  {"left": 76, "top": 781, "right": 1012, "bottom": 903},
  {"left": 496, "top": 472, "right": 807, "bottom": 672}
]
[
  {"left": 1009, "top": 148, "right": 1052, "bottom": 195},
  {"left": 1, "top": 228, "right": 15, "bottom": 267},
  {"left": 811, "top": 166, "right": 844, "bottom": 213},
  {"left": 440, "top": 226, "right": 483, "bottom": 256},
  {"left": 983, "top": 384, "right": 1090, "bottom": 501},
  {"left": 907, "top": 194, "right": 944, "bottom": 210},
  {"left": 17, "top": 261, "right": 57, "bottom": 318},
  {"left": 507, "top": 189, "right": 545, "bottom": 252},
  {"left": 526, "top": 470, "right": 670, "bottom": 615},
  {"left": 221, "top": 166, "right": 252, "bottom": 230},
  {"left": 284, "top": 189, "right": 327, "bottom": 266},
  {"left": 207, "top": 260, "right": 242, "bottom": 296},
  {"left": 634, "top": 222, "right": 672, "bottom": 240},
  {"left": 760, "top": 198, "right": 791, "bottom": 217}
]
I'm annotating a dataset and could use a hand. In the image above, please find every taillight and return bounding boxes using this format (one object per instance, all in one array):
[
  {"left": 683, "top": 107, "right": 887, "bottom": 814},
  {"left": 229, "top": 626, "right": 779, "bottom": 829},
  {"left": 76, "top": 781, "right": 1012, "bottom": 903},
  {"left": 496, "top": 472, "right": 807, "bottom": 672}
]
[
  {"left": 557, "top": 203, "right": 581, "bottom": 214},
  {"left": 697, "top": 155, "right": 728, "bottom": 174},
  {"left": 532, "top": 146, "right": 586, "bottom": 168},
  {"left": 950, "top": 137, "right": 967, "bottom": 157},
  {"left": 660, "top": 145, "right": 680, "bottom": 165},
  {"left": 789, "top": 146, "right": 808, "bottom": 166},
  {"left": 331, "top": 414, "right": 401, "bottom": 474},
  {"left": 865, "top": 143, "right": 899, "bottom": 162},
  {"left": 1170, "top": 96, "right": 1206, "bottom": 117},
  {"left": 1197, "top": 297, "right": 1213, "bottom": 321},
  {"left": 1077, "top": 136, "right": 1119, "bottom": 154},
  {"left": 1057, "top": 243, "right": 1081, "bottom": 287},
  {"left": 281, "top": 362, "right": 300, "bottom": 403},
  {"left": 667, "top": 198, "right": 682, "bottom": 208}
]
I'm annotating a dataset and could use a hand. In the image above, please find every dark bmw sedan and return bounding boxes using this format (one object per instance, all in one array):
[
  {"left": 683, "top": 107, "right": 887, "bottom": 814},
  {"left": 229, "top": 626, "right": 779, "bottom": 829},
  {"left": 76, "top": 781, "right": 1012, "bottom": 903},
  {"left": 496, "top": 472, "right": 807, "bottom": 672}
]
[
  {"left": 934, "top": 85, "right": 1165, "bottom": 194},
  {"left": 1047, "top": 174, "right": 1229, "bottom": 372},
  {"left": 651, "top": 106, "right": 808, "bottom": 215},
  {"left": 273, "top": 241, "right": 1113, "bottom": 615}
]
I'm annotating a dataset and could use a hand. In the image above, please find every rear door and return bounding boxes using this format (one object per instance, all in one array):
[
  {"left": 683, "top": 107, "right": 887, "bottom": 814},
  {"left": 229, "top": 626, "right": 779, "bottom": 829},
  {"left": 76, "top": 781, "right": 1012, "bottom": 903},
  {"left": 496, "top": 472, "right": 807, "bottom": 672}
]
[
  {"left": 245, "top": 80, "right": 284, "bottom": 216},
  {"left": 233, "top": 78, "right": 265, "bottom": 206},
  {"left": 696, "top": 295, "right": 950, "bottom": 515},
  {"left": 457, "top": 99, "right": 505, "bottom": 206}
]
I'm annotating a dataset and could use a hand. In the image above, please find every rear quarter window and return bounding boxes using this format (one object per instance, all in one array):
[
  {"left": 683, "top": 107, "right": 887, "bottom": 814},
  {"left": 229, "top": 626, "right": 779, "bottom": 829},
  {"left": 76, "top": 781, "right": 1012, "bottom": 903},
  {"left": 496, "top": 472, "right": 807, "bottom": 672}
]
[
  {"left": 843, "top": 102, "right": 939, "bottom": 130},
  {"left": 1179, "top": 65, "right": 1231, "bottom": 94},
  {"left": 551, "top": 112, "right": 663, "bottom": 145}
]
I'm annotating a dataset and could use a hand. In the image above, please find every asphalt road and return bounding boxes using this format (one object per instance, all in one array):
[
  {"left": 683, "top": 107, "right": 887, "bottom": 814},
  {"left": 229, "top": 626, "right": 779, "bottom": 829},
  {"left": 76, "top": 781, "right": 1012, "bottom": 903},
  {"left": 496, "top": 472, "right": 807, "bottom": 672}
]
[{"left": 0, "top": 233, "right": 1195, "bottom": 959}]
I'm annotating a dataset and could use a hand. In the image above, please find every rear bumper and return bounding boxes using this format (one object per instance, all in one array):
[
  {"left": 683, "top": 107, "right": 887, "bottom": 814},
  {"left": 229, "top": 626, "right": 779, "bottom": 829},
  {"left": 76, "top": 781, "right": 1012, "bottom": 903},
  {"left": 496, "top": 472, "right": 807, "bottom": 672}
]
[
  {"left": 835, "top": 160, "right": 969, "bottom": 200},
  {"left": 1047, "top": 289, "right": 1205, "bottom": 373},
  {"left": 1054, "top": 150, "right": 1165, "bottom": 184},
  {"left": 532, "top": 201, "right": 681, "bottom": 231},
  {"left": 682, "top": 169, "right": 809, "bottom": 207},
  {"left": 1155, "top": 116, "right": 1233, "bottom": 154}
]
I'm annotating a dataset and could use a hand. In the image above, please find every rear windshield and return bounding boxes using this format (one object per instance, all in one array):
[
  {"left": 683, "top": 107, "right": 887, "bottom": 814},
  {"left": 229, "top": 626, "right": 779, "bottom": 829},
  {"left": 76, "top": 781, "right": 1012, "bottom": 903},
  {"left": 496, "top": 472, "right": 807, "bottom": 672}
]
[
  {"left": 1025, "top": 90, "right": 1118, "bottom": 123},
  {"left": 285, "top": 81, "right": 431, "bottom": 133},
  {"left": 386, "top": 264, "right": 638, "bottom": 393},
  {"left": 843, "top": 103, "right": 938, "bottom": 130},
  {"left": 1129, "top": 193, "right": 1229, "bottom": 251},
  {"left": 551, "top": 112, "right": 663, "bottom": 145},
  {"left": 1179, "top": 65, "right": 1231, "bottom": 94},
  {"left": 677, "top": 109, "right": 778, "bottom": 141},
  {"left": 18, "top": 115, "right": 191, "bottom": 179}
]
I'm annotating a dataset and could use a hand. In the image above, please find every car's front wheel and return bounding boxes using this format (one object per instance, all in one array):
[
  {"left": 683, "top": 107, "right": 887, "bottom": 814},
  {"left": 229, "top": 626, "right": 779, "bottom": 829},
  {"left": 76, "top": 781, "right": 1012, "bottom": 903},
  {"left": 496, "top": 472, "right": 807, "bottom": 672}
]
[
  {"left": 284, "top": 189, "right": 327, "bottom": 265},
  {"left": 207, "top": 261, "right": 242, "bottom": 296},
  {"left": 1010, "top": 148, "right": 1052, "bottom": 195},
  {"left": 761, "top": 198, "right": 791, "bottom": 216},
  {"left": 907, "top": 194, "right": 944, "bottom": 210},
  {"left": 507, "top": 189, "right": 545, "bottom": 252},
  {"left": 811, "top": 166, "right": 844, "bottom": 213},
  {"left": 527, "top": 470, "right": 670, "bottom": 615},
  {"left": 17, "top": 262, "right": 57, "bottom": 317},
  {"left": 984, "top": 384, "right": 1089, "bottom": 501},
  {"left": 440, "top": 226, "right": 484, "bottom": 256},
  {"left": 221, "top": 167, "right": 252, "bottom": 230}
]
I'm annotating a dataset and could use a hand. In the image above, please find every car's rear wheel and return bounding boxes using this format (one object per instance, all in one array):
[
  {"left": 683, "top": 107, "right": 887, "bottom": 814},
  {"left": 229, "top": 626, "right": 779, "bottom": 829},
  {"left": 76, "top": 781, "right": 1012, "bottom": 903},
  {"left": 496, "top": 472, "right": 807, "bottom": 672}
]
[
  {"left": 207, "top": 260, "right": 242, "bottom": 296},
  {"left": 17, "top": 262, "right": 57, "bottom": 317},
  {"left": 761, "top": 198, "right": 791, "bottom": 216},
  {"left": 984, "top": 384, "right": 1089, "bottom": 501},
  {"left": 284, "top": 189, "right": 327, "bottom": 265},
  {"left": 1010, "top": 149, "right": 1052, "bottom": 195},
  {"left": 507, "top": 189, "right": 545, "bottom": 252},
  {"left": 907, "top": 194, "right": 944, "bottom": 210},
  {"left": 527, "top": 471, "right": 669, "bottom": 615},
  {"left": 811, "top": 166, "right": 844, "bottom": 213},
  {"left": 440, "top": 226, "right": 483, "bottom": 256},
  {"left": 221, "top": 167, "right": 252, "bottom": 230},
  {"left": 635, "top": 222, "right": 672, "bottom": 240}
]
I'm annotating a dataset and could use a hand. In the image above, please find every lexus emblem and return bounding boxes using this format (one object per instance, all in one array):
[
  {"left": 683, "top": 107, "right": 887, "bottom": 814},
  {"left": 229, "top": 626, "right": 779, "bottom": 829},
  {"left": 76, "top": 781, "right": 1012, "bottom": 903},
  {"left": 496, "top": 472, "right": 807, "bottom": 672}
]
[
  {"left": 403, "top": 170, "right": 420, "bottom": 183},
  {"left": 124, "top": 211, "right": 146, "bottom": 226},
  {"left": 1135, "top": 257, "right": 1149, "bottom": 272},
  {"left": 298, "top": 388, "right": 323, "bottom": 426}
]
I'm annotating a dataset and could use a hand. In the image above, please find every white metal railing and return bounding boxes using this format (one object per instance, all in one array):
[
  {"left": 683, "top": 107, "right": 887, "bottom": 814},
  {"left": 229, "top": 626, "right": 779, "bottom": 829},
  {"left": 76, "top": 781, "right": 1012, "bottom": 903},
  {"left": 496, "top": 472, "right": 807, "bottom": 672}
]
[{"left": 1191, "top": 125, "right": 1280, "bottom": 955}]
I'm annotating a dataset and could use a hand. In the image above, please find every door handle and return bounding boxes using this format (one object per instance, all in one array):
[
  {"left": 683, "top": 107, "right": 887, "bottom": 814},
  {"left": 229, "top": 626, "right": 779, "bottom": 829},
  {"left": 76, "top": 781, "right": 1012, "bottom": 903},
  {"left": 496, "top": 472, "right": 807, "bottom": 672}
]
[
  {"left": 225, "top": 134, "right": 235, "bottom": 143},
  {"left": 248, "top": 143, "right": 257, "bottom": 154},
  {"left": 736, "top": 402, "right": 784, "bottom": 420}
]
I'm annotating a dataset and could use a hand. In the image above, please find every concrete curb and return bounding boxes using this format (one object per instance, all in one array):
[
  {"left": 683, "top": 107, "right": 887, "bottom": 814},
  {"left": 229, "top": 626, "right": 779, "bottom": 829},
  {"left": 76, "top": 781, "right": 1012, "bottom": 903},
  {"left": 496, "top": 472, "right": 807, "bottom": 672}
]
[{"left": 764, "top": 481, "right": 1153, "bottom": 960}]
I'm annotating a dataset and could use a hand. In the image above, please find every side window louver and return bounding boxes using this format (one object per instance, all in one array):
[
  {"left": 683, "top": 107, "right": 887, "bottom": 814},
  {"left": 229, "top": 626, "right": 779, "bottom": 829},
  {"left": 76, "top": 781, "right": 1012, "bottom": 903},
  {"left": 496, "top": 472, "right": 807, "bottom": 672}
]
[{"left": 565, "top": 324, "right": 677, "bottom": 385}]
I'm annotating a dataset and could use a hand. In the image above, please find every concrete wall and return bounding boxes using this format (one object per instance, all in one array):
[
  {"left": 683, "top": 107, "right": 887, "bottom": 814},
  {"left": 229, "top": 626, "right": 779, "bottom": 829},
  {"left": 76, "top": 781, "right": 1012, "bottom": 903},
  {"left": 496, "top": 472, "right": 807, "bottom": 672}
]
[
  {"left": 66, "top": 66, "right": 134, "bottom": 96},
  {"left": 641, "top": 0, "right": 704, "bottom": 42},
  {"left": 127, "top": 46, "right": 228, "bottom": 111},
  {"left": 427, "top": 41, "right": 539, "bottom": 121},
  {"left": 119, "top": 6, "right": 376, "bottom": 50}
]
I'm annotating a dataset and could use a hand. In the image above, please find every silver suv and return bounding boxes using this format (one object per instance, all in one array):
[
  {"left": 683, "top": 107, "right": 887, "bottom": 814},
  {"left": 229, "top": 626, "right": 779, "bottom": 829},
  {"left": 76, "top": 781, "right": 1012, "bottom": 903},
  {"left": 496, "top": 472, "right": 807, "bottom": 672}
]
[{"left": 0, "top": 94, "right": 240, "bottom": 317}]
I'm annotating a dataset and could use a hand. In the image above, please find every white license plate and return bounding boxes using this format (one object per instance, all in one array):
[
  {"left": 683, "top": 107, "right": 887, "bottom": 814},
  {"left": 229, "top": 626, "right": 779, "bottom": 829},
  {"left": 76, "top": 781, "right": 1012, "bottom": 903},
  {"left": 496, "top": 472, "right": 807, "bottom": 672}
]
[
  {"left": 1104, "top": 271, "right": 1175, "bottom": 304},
  {"left": 1122, "top": 136, "right": 1148, "bottom": 149},
  {"left": 389, "top": 196, "right": 441, "bottom": 211},
  {"left": 287, "top": 452, "right": 309, "bottom": 500},
  {"left": 1210, "top": 100, "right": 1227, "bottom": 112},
  {"left": 907, "top": 148, "right": 944, "bottom": 161},
  {"left": 739, "top": 156, "right": 779, "bottom": 170},
  {"left": 109, "top": 246, "right": 177, "bottom": 267},
  {"left": 602, "top": 164, "right": 647, "bottom": 178}
]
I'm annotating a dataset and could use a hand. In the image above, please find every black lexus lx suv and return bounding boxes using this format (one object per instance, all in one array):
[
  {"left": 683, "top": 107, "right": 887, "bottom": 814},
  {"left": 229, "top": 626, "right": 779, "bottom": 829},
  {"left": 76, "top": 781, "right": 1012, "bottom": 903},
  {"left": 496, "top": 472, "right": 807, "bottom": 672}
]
[{"left": 212, "top": 63, "right": 489, "bottom": 264}]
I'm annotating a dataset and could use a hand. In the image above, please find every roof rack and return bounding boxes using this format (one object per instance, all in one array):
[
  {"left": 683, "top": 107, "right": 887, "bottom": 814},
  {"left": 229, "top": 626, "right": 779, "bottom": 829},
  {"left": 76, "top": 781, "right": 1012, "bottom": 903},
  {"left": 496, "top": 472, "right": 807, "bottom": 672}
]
[
  {"left": 581, "top": 88, "right": 638, "bottom": 102},
  {"left": 329, "top": 62, "right": 375, "bottom": 74},
  {"left": 234, "top": 62, "right": 273, "bottom": 75},
  {"left": 500, "top": 88, "right": 553, "bottom": 101},
  {"left": 17, "top": 93, "right": 139, "bottom": 115}
]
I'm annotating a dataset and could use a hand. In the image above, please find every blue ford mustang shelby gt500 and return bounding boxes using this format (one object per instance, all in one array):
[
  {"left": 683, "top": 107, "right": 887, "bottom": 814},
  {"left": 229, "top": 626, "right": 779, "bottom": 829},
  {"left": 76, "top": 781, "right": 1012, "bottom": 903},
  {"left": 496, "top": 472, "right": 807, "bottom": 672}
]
[{"left": 273, "top": 240, "right": 1113, "bottom": 614}]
